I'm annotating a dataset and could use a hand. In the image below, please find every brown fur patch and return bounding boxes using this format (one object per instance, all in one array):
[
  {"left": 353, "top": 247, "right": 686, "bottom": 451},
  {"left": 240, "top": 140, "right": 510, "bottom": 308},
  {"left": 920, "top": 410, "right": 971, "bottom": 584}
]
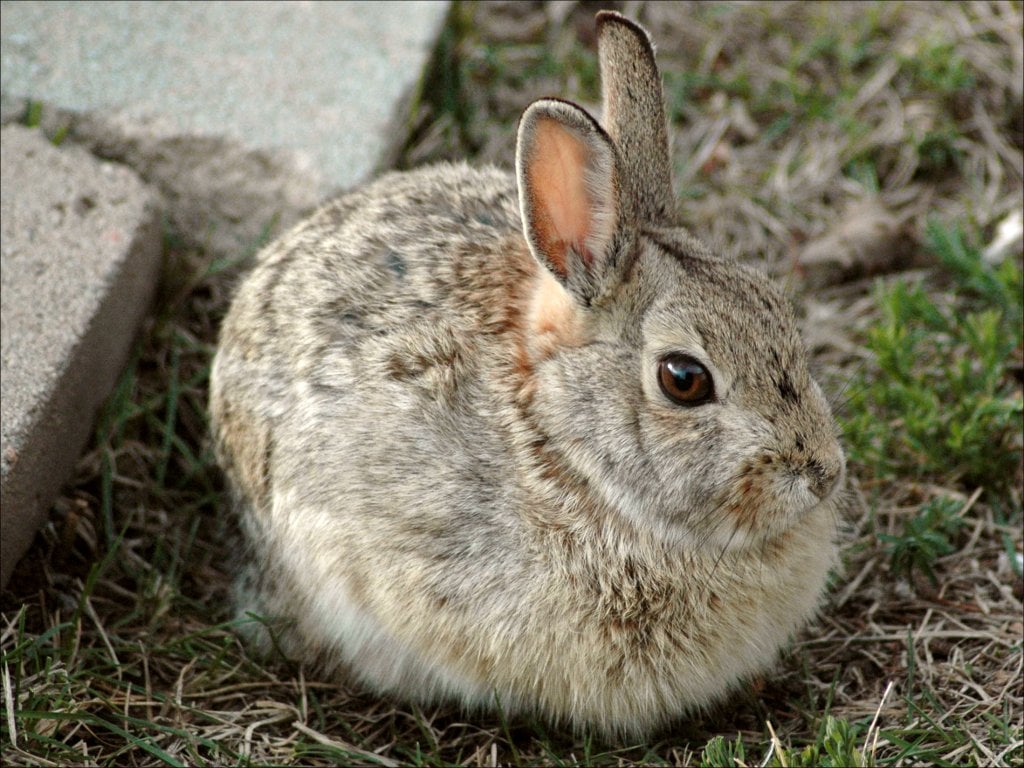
[{"left": 524, "top": 268, "right": 585, "bottom": 363}]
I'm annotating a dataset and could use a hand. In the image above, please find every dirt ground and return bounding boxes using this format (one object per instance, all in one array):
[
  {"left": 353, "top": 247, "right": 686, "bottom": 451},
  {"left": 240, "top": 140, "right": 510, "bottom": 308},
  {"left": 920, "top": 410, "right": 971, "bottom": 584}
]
[{"left": 2, "top": 2, "right": 1022, "bottom": 766}]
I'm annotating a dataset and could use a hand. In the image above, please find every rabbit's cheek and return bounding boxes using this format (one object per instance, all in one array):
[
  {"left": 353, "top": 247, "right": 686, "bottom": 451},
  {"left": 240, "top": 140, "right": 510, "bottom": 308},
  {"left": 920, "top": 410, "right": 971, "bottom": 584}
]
[
  {"left": 723, "top": 461, "right": 778, "bottom": 532},
  {"left": 700, "top": 450, "right": 815, "bottom": 545},
  {"left": 523, "top": 268, "right": 586, "bottom": 362}
]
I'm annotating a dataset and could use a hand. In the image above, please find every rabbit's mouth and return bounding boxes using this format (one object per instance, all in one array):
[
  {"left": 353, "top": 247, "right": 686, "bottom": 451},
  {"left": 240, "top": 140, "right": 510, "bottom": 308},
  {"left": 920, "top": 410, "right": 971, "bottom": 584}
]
[{"left": 683, "top": 457, "right": 845, "bottom": 552}]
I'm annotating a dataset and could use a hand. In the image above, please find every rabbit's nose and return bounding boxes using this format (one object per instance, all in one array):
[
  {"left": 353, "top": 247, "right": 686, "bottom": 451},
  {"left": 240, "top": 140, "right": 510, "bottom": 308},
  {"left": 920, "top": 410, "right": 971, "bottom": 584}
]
[{"left": 806, "top": 452, "right": 845, "bottom": 500}]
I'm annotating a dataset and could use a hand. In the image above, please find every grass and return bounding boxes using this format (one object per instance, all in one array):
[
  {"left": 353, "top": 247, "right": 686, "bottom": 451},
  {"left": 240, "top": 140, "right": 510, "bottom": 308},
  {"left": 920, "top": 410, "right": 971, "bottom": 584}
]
[
  {"left": 3, "top": 1, "right": 1022, "bottom": 766},
  {"left": 842, "top": 219, "right": 1023, "bottom": 496}
]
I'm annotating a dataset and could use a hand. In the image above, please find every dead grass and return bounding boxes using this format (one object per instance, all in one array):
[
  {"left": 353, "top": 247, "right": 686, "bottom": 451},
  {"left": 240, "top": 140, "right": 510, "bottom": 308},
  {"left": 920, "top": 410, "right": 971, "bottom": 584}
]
[{"left": 3, "top": 2, "right": 1022, "bottom": 766}]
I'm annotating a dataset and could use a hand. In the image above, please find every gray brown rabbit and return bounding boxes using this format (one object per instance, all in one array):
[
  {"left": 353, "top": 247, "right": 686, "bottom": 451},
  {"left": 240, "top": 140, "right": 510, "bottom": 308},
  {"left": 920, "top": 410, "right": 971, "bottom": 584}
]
[{"left": 210, "top": 11, "right": 845, "bottom": 736}]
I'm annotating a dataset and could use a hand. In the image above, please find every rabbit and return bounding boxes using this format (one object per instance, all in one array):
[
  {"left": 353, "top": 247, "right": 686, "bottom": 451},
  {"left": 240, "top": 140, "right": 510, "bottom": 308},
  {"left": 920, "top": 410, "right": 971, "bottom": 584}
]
[{"left": 209, "top": 10, "right": 845, "bottom": 737}]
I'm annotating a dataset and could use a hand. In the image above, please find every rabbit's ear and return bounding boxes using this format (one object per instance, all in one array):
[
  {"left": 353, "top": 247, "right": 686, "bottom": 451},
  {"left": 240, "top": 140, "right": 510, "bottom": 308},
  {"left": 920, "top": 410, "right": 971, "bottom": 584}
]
[
  {"left": 596, "top": 11, "right": 676, "bottom": 225},
  {"left": 516, "top": 98, "right": 627, "bottom": 304}
]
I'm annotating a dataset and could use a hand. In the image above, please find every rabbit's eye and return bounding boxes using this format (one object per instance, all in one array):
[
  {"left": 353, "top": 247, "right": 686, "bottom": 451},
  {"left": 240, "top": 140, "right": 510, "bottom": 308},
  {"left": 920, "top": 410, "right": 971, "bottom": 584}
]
[{"left": 658, "top": 354, "right": 714, "bottom": 406}]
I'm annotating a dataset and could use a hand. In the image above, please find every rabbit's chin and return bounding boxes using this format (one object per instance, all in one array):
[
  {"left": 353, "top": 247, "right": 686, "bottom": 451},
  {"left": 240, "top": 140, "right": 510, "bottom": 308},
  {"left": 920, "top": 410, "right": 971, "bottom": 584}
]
[{"left": 647, "top": 501, "right": 838, "bottom": 556}]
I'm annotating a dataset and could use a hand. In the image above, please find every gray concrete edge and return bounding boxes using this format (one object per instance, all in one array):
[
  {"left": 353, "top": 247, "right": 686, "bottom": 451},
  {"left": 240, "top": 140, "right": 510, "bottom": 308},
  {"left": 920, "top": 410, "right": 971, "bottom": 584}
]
[{"left": 0, "top": 200, "right": 163, "bottom": 586}]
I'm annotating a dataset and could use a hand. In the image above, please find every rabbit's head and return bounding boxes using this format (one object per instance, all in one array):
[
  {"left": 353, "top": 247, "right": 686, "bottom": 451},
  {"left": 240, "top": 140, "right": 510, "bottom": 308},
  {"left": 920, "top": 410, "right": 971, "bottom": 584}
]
[{"left": 513, "top": 12, "right": 845, "bottom": 550}]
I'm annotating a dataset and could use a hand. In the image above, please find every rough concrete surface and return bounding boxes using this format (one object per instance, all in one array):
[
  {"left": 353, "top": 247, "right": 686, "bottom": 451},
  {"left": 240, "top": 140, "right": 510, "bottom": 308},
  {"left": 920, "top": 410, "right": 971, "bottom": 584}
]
[
  {"left": 1, "top": 125, "right": 162, "bottom": 587},
  {"left": 1, "top": 0, "right": 450, "bottom": 255}
]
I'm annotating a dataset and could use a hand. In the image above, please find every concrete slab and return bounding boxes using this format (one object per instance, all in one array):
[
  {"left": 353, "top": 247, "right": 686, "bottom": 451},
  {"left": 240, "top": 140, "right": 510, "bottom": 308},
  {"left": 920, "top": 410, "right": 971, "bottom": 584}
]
[
  {"left": 1, "top": 124, "right": 162, "bottom": 587},
  {"left": 1, "top": 0, "right": 451, "bottom": 255}
]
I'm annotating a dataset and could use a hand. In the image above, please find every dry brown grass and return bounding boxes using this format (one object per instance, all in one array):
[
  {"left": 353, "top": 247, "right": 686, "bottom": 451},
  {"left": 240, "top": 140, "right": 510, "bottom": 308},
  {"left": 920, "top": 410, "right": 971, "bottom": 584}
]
[{"left": 3, "top": 2, "right": 1022, "bottom": 766}]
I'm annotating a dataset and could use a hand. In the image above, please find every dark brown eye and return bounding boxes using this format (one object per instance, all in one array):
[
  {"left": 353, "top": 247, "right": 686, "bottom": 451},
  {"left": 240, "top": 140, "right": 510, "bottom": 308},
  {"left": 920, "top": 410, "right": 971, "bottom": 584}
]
[{"left": 658, "top": 354, "right": 714, "bottom": 406}]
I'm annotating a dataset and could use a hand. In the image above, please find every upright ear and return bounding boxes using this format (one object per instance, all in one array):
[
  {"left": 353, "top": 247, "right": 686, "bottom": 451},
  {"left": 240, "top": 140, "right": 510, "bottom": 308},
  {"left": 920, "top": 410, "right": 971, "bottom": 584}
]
[
  {"left": 596, "top": 10, "right": 676, "bottom": 224},
  {"left": 516, "top": 98, "right": 630, "bottom": 305}
]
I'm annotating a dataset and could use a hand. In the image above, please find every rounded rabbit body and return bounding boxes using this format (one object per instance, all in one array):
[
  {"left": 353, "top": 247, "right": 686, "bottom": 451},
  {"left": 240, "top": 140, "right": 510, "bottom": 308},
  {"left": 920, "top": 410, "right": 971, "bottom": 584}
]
[{"left": 210, "top": 12, "right": 845, "bottom": 736}]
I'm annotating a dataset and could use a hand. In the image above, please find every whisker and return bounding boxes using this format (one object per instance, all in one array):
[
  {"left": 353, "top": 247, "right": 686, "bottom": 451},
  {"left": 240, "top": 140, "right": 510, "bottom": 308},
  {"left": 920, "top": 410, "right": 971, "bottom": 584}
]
[
  {"left": 702, "top": 525, "right": 741, "bottom": 604},
  {"left": 826, "top": 362, "right": 870, "bottom": 418},
  {"left": 688, "top": 485, "right": 735, "bottom": 547}
]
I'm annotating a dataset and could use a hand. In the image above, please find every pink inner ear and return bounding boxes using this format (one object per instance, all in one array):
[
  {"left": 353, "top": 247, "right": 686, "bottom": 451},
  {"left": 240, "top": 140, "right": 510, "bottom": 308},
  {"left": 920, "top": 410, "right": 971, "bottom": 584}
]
[{"left": 527, "top": 118, "right": 594, "bottom": 275}]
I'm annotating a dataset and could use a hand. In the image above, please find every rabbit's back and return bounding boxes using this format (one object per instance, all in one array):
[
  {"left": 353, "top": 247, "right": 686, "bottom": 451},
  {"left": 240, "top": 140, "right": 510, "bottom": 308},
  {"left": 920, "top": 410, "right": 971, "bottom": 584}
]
[
  {"left": 210, "top": 164, "right": 544, "bottom": 674},
  {"left": 212, "top": 162, "right": 525, "bottom": 501},
  {"left": 221, "top": 163, "right": 522, "bottom": 379}
]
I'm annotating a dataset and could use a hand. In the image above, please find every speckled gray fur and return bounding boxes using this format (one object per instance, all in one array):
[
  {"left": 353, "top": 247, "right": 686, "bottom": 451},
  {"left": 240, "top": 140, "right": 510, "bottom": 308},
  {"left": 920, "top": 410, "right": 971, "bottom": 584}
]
[{"left": 210, "top": 12, "right": 845, "bottom": 736}]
